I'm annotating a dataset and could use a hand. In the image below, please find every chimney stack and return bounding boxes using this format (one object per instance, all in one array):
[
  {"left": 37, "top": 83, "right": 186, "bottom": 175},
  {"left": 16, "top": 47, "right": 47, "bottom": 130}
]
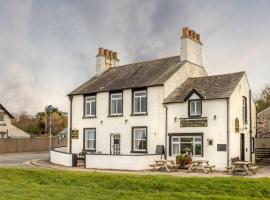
[
  {"left": 180, "top": 27, "right": 203, "bottom": 66},
  {"left": 96, "top": 47, "right": 120, "bottom": 75}
]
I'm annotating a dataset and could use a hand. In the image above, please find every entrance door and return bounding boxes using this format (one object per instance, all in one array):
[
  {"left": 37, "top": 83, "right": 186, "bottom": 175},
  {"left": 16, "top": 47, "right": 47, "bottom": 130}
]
[
  {"left": 240, "top": 134, "right": 245, "bottom": 161},
  {"left": 110, "top": 134, "right": 120, "bottom": 155}
]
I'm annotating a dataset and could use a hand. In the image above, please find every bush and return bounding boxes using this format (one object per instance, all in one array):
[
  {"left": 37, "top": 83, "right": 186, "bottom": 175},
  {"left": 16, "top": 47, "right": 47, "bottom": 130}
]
[{"left": 176, "top": 153, "right": 192, "bottom": 166}]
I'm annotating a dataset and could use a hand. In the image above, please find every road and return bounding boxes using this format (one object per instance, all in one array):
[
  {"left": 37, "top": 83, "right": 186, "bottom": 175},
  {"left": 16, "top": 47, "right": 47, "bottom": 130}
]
[{"left": 0, "top": 152, "right": 49, "bottom": 165}]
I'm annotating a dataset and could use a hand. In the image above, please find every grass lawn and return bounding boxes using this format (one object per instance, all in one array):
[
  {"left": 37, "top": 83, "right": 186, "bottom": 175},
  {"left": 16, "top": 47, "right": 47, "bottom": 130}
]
[{"left": 0, "top": 168, "right": 270, "bottom": 200}]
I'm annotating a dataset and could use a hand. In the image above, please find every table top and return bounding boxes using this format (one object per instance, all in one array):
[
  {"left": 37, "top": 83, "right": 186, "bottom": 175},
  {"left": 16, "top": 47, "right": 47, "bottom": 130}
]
[
  {"left": 155, "top": 160, "right": 174, "bottom": 163},
  {"left": 233, "top": 161, "right": 251, "bottom": 165},
  {"left": 192, "top": 160, "right": 209, "bottom": 163}
]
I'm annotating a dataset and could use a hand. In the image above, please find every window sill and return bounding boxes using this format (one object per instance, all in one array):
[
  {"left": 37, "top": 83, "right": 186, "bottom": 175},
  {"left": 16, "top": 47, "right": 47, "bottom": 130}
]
[
  {"left": 130, "top": 113, "right": 148, "bottom": 116},
  {"left": 82, "top": 116, "right": 96, "bottom": 119},
  {"left": 107, "top": 114, "right": 123, "bottom": 118},
  {"left": 130, "top": 150, "right": 148, "bottom": 154},
  {"left": 187, "top": 115, "right": 202, "bottom": 119}
]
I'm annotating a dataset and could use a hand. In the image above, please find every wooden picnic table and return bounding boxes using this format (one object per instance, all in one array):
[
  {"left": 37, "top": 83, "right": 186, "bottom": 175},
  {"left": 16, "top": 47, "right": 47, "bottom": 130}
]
[
  {"left": 150, "top": 160, "right": 178, "bottom": 172},
  {"left": 230, "top": 161, "right": 257, "bottom": 176},
  {"left": 187, "top": 160, "right": 215, "bottom": 174}
]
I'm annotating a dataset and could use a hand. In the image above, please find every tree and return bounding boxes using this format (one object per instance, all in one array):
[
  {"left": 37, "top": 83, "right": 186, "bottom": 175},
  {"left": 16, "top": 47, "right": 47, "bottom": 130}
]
[{"left": 256, "top": 85, "right": 270, "bottom": 113}]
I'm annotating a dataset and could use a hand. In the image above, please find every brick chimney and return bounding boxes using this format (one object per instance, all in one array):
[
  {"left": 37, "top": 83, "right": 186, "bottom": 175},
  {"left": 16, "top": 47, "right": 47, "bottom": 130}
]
[
  {"left": 96, "top": 47, "right": 120, "bottom": 74},
  {"left": 180, "top": 27, "right": 203, "bottom": 66}
]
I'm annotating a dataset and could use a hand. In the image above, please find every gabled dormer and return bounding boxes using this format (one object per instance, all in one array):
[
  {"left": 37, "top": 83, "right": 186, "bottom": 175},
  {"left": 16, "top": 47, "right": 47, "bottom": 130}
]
[{"left": 184, "top": 89, "right": 203, "bottom": 118}]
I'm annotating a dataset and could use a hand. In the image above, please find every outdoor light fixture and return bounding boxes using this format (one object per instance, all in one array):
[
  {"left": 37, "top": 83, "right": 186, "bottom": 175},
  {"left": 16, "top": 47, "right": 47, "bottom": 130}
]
[
  {"left": 100, "top": 120, "right": 103, "bottom": 125},
  {"left": 213, "top": 115, "right": 217, "bottom": 120}
]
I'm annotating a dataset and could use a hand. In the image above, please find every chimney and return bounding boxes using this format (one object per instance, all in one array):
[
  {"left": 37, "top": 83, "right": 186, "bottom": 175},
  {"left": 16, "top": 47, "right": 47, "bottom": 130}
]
[
  {"left": 96, "top": 47, "right": 120, "bottom": 74},
  {"left": 180, "top": 27, "right": 203, "bottom": 66}
]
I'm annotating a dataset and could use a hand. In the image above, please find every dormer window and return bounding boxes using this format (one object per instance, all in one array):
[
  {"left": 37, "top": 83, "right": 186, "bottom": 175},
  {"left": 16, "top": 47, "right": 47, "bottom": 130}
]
[
  {"left": 84, "top": 95, "right": 96, "bottom": 117},
  {"left": 0, "top": 114, "right": 4, "bottom": 122},
  {"left": 189, "top": 100, "right": 202, "bottom": 117}
]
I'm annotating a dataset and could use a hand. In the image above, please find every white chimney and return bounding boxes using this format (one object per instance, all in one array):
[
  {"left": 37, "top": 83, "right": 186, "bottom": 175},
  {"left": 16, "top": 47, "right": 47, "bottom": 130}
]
[
  {"left": 180, "top": 27, "right": 203, "bottom": 66},
  {"left": 96, "top": 47, "right": 120, "bottom": 75}
]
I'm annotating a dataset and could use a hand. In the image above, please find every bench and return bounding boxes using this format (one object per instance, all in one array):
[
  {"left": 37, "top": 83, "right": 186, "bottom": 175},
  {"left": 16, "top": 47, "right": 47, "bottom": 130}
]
[
  {"left": 205, "top": 165, "right": 215, "bottom": 172},
  {"left": 226, "top": 157, "right": 240, "bottom": 172}
]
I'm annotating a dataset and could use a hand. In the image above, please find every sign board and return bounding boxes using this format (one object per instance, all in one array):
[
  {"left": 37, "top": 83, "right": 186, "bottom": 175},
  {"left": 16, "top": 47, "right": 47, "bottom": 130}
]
[
  {"left": 235, "top": 118, "right": 239, "bottom": 133},
  {"left": 217, "top": 144, "right": 227, "bottom": 151},
  {"left": 180, "top": 118, "right": 207, "bottom": 127},
  {"left": 72, "top": 129, "right": 79, "bottom": 139},
  {"left": 155, "top": 145, "right": 164, "bottom": 155}
]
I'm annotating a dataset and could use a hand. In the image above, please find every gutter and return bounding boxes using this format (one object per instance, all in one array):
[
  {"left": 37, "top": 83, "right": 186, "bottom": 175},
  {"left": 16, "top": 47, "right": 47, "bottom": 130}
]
[
  {"left": 164, "top": 105, "right": 168, "bottom": 159},
  {"left": 226, "top": 98, "right": 230, "bottom": 167},
  {"left": 69, "top": 95, "right": 73, "bottom": 154}
]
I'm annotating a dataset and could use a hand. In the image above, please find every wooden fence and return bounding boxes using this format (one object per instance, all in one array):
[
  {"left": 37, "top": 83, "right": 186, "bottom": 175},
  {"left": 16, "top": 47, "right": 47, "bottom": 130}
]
[{"left": 0, "top": 137, "right": 66, "bottom": 154}]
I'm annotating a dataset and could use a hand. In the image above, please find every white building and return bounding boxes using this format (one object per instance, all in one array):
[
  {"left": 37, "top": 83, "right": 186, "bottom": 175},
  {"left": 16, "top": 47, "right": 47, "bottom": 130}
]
[
  {"left": 0, "top": 104, "right": 30, "bottom": 138},
  {"left": 51, "top": 27, "right": 256, "bottom": 170}
]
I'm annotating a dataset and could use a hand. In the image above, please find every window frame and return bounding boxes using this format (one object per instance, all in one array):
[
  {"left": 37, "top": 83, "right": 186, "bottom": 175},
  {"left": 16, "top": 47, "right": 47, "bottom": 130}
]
[
  {"left": 83, "top": 128, "right": 96, "bottom": 152},
  {"left": 169, "top": 133, "right": 203, "bottom": 157},
  {"left": 109, "top": 91, "right": 123, "bottom": 116},
  {"left": 131, "top": 126, "right": 148, "bottom": 153},
  {"left": 132, "top": 89, "right": 147, "bottom": 115},
  {"left": 84, "top": 95, "right": 96, "bottom": 118},
  {"left": 188, "top": 99, "right": 202, "bottom": 117},
  {"left": 242, "top": 96, "right": 248, "bottom": 124},
  {"left": 251, "top": 137, "right": 255, "bottom": 153},
  {"left": 0, "top": 114, "right": 4, "bottom": 122}
]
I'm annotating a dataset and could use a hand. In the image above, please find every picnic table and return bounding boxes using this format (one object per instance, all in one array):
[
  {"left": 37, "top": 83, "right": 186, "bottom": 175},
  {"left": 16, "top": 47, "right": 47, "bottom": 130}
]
[
  {"left": 229, "top": 161, "right": 258, "bottom": 176},
  {"left": 187, "top": 160, "right": 215, "bottom": 174},
  {"left": 149, "top": 160, "right": 178, "bottom": 172}
]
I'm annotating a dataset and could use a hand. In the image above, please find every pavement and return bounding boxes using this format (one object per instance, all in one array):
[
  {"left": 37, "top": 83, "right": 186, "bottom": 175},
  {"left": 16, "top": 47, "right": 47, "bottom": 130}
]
[{"left": 0, "top": 152, "right": 269, "bottom": 178}]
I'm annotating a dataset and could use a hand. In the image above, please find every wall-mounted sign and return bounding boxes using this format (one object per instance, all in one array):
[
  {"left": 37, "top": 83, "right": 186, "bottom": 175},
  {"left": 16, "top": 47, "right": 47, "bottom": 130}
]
[
  {"left": 180, "top": 118, "right": 207, "bottom": 127},
  {"left": 72, "top": 129, "right": 79, "bottom": 139},
  {"left": 217, "top": 144, "right": 227, "bottom": 151},
  {"left": 235, "top": 118, "right": 239, "bottom": 133}
]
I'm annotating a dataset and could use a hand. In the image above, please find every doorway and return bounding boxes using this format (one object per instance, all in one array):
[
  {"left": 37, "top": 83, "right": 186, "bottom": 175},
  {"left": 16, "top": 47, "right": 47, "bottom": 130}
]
[
  {"left": 110, "top": 134, "right": 120, "bottom": 155},
  {"left": 240, "top": 134, "right": 245, "bottom": 161}
]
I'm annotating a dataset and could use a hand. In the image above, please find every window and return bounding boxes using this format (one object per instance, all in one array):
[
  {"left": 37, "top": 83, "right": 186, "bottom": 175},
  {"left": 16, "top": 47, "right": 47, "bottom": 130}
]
[
  {"left": 110, "top": 92, "right": 123, "bottom": 115},
  {"left": 242, "top": 96, "right": 247, "bottom": 124},
  {"left": 84, "top": 129, "right": 96, "bottom": 151},
  {"left": 133, "top": 90, "right": 147, "bottom": 114},
  {"left": 84, "top": 96, "right": 96, "bottom": 117},
  {"left": 171, "top": 135, "right": 202, "bottom": 156},
  {"left": 251, "top": 137, "right": 255, "bottom": 153},
  {"left": 132, "top": 127, "right": 147, "bottom": 152},
  {"left": 189, "top": 100, "right": 202, "bottom": 116},
  {"left": 0, "top": 114, "right": 4, "bottom": 121}
]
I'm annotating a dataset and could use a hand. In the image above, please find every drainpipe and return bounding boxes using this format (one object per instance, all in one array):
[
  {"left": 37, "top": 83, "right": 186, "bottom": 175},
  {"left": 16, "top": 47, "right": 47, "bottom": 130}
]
[
  {"left": 68, "top": 95, "right": 73, "bottom": 154},
  {"left": 249, "top": 90, "right": 252, "bottom": 162},
  {"left": 164, "top": 105, "right": 168, "bottom": 160},
  {"left": 226, "top": 98, "right": 230, "bottom": 167}
]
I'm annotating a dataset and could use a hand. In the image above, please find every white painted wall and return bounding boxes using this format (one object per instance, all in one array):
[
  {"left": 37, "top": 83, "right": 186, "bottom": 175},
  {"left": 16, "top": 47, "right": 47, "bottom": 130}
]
[
  {"left": 0, "top": 110, "right": 30, "bottom": 138},
  {"left": 86, "top": 154, "right": 161, "bottom": 170},
  {"left": 164, "top": 62, "right": 207, "bottom": 97},
  {"left": 229, "top": 75, "right": 256, "bottom": 163},
  {"left": 180, "top": 37, "right": 203, "bottom": 66},
  {"left": 166, "top": 99, "right": 228, "bottom": 170},
  {"left": 50, "top": 147, "right": 73, "bottom": 167},
  {"left": 70, "top": 86, "right": 166, "bottom": 155}
]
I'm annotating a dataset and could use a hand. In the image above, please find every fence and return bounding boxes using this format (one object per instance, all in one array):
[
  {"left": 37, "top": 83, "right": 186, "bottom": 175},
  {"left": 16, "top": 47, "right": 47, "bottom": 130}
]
[{"left": 0, "top": 137, "right": 66, "bottom": 154}]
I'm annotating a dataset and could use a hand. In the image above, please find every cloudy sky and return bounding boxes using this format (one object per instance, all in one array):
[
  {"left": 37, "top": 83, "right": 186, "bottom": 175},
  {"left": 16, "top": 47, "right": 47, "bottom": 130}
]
[{"left": 0, "top": 0, "right": 270, "bottom": 114}]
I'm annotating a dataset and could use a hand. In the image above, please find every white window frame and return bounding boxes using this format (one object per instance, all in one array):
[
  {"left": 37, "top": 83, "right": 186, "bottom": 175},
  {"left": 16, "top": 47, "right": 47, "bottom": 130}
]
[
  {"left": 171, "top": 136, "right": 202, "bottom": 157},
  {"left": 0, "top": 114, "right": 4, "bottom": 122},
  {"left": 84, "top": 129, "right": 96, "bottom": 151},
  {"left": 110, "top": 93, "right": 123, "bottom": 115},
  {"left": 132, "top": 127, "right": 147, "bottom": 152},
  {"left": 85, "top": 96, "right": 96, "bottom": 117},
  {"left": 189, "top": 100, "right": 202, "bottom": 116},
  {"left": 133, "top": 90, "right": 147, "bottom": 114}
]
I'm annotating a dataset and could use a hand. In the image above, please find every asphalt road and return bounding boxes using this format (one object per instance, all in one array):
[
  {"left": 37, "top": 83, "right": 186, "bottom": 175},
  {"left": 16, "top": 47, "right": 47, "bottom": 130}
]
[{"left": 0, "top": 152, "right": 49, "bottom": 165}]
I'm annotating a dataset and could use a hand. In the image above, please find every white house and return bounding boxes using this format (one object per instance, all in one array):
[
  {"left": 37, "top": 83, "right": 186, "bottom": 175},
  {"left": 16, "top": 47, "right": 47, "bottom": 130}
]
[
  {"left": 51, "top": 27, "right": 256, "bottom": 170},
  {"left": 0, "top": 104, "right": 30, "bottom": 138}
]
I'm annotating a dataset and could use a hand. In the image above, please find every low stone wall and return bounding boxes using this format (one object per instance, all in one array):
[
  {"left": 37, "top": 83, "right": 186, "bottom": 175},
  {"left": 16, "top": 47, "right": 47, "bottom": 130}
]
[
  {"left": 85, "top": 154, "right": 162, "bottom": 170},
  {"left": 256, "top": 137, "right": 270, "bottom": 148},
  {"left": 50, "top": 147, "right": 73, "bottom": 167},
  {"left": 0, "top": 137, "right": 66, "bottom": 154}
]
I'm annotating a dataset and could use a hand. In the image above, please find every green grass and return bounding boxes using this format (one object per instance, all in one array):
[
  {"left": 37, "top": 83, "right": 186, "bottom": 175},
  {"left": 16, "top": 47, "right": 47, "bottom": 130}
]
[{"left": 0, "top": 168, "right": 270, "bottom": 200}]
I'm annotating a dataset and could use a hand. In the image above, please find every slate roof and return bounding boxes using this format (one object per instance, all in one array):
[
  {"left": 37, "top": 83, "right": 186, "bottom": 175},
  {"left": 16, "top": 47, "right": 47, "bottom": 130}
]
[
  {"left": 0, "top": 104, "right": 14, "bottom": 119},
  {"left": 70, "top": 56, "right": 186, "bottom": 95},
  {"left": 163, "top": 72, "right": 245, "bottom": 103}
]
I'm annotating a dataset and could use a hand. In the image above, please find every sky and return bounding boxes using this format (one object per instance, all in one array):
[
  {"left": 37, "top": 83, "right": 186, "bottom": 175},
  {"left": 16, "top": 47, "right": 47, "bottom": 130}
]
[{"left": 0, "top": 0, "right": 270, "bottom": 114}]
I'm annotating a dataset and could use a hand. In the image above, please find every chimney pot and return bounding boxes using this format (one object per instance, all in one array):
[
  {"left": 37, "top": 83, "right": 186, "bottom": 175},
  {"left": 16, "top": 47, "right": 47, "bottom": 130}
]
[{"left": 98, "top": 47, "right": 104, "bottom": 56}]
